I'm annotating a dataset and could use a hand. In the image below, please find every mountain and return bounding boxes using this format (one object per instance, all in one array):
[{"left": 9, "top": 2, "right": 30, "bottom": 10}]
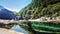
[
  {"left": 0, "top": 5, "right": 14, "bottom": 20},
  {"left": 19, "top": 0, "right": 60, "bottom": 19}
]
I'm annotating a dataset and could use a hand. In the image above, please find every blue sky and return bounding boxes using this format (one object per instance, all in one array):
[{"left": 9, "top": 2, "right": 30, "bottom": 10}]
[{"left": 0, "top": 0, "right": 32, "bottom": 12}]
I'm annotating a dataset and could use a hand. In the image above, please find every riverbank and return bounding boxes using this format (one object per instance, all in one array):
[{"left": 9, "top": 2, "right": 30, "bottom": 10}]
[
  {"left": 0, "top": 28, "right": 24, "bottom": 34},
  {"left": 1, "top": 19, "right": 60, "bottom": 34}
]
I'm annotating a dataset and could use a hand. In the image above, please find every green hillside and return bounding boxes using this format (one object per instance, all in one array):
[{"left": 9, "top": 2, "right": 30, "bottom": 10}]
[{"left": 19, "top": 0, "right": 60, "bottom": 19}]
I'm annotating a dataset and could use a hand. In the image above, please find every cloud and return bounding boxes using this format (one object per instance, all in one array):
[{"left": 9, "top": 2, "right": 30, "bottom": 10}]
[
  {"left": 4, "top": 7, "right": 19, "bottom": 12},
  {"left": 4, "top": 7, "right": 14, "bottom": 11}
]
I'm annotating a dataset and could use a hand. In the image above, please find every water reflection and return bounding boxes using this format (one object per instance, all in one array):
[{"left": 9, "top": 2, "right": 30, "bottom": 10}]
[{"left": 10, "top": 25, "right": 28, "bottom": 34}]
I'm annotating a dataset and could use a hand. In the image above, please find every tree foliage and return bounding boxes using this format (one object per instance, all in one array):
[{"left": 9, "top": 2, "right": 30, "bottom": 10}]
[{"left": 19, "top": 0, "right": 60, "bottom": 19}]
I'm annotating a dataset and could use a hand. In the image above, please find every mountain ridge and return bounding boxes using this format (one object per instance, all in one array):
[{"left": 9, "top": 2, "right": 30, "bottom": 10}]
[{"left": 0, "top": 5, "right": 14, "bottom": 20}]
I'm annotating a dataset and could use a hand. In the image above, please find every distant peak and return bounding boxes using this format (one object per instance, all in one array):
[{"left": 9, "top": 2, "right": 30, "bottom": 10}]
[{"left": 0, "top": 5, "right": 4, "bottom": 9}]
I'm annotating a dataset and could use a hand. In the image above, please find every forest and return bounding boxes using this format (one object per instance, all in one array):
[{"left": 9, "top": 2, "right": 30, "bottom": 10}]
[{"left": 19, "top": 0, "right": 60, "bottom": 19}]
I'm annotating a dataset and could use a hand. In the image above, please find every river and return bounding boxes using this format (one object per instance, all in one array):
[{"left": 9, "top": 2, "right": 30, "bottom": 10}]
[{"left": 10, "top": 25, "right": 28, "bottom": 34}]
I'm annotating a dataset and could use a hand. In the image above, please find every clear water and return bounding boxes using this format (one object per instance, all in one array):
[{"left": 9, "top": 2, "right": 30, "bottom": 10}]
[{"left": 10, "top": 25, "right": 28, "bottom": 34}]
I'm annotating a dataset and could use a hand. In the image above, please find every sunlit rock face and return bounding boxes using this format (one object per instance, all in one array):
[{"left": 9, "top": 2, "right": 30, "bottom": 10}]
[{"left": 0, "top": 5, "right": 14, "bottom": 20}]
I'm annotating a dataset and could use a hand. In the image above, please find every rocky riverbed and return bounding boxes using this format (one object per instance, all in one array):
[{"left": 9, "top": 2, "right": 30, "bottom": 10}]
[{"left": 0, "top": 28, "right": 24, "bottom": 34}]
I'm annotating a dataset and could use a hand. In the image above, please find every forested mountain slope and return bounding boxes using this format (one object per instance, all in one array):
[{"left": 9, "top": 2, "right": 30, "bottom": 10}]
[{"left": 19, "top": 0, "right": 60, "bottom": 19}]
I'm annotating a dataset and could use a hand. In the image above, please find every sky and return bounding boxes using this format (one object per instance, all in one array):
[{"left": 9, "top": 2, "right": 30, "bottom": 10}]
[{"left": 0, "top": 0, "right": 32, "bottom": 12}]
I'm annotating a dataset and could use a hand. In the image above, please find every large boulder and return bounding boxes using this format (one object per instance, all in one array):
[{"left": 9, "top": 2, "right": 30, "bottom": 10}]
[{"left": 0, "top": 5, "right": 14, "bottom": 20}]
